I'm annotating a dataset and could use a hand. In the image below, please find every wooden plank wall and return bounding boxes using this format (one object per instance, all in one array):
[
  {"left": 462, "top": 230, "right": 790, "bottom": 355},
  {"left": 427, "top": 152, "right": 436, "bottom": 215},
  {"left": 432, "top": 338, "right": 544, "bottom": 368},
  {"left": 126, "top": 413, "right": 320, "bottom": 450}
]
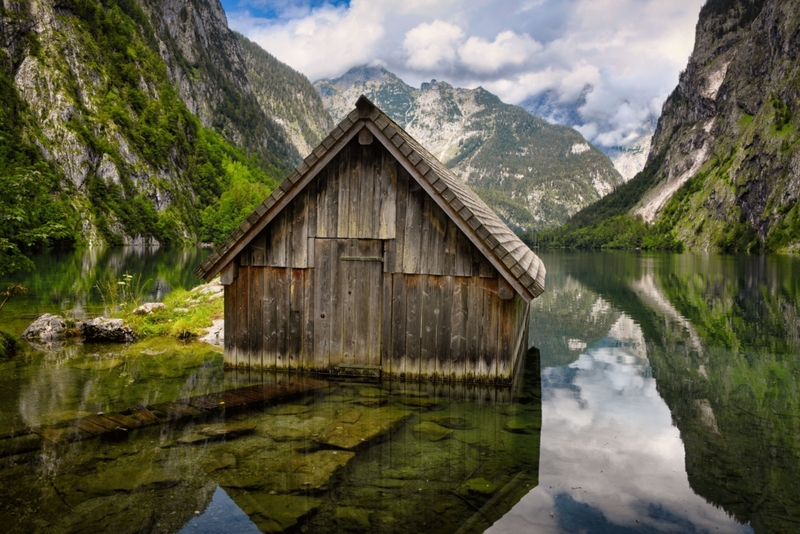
[
  {"left": 226, "top": 136, "right": 531, "bottom": 381},
  {"left": 239, "top": 139, "right": 496, "bottom": 279},
  {"left": 383, "top": 274, "right": 522, "bottom": 381}
]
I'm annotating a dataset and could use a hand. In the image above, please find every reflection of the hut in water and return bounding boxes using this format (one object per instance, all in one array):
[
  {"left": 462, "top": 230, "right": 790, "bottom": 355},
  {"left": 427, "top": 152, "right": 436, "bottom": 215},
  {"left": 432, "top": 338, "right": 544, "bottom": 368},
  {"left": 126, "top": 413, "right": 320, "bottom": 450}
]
[{"left": 0, "top": 348, "right": 542, "bottom": 533}]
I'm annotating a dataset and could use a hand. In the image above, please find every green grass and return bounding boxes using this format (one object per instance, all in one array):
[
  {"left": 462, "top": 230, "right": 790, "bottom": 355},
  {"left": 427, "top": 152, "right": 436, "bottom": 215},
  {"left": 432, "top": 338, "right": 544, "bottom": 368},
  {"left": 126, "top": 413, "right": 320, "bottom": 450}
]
[{"left": 119, "top": 284, "right": 223, "bottom": 339}]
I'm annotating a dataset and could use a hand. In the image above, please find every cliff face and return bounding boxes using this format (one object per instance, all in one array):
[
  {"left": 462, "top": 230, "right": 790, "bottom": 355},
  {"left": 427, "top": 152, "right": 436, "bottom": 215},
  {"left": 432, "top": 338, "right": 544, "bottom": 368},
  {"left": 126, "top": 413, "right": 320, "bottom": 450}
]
[
  {"left": 142, "top": 0, "right": 297, "bottom": 169},
  {"left": 0, "top": 0, "right": 329, "bottom": 249},
  {"left": 316, "top": 66, "right": 624, "bottom": 232},
  {"left": 636, "top": 0, "right": 800, "bottom": 251}
]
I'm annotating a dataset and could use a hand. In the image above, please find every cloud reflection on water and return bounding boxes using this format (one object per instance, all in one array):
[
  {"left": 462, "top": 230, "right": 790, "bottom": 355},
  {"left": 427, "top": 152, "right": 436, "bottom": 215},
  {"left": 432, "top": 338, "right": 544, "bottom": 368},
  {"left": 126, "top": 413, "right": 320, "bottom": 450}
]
[{"left": 489, "top": 313, "right": 751, "bottom": 533}]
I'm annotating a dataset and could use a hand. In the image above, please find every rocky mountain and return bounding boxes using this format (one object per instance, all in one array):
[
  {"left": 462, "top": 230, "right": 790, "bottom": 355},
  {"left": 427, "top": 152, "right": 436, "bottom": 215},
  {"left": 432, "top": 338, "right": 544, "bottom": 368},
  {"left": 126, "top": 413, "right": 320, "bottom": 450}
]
[
  {"left": 235, "top": 32, "right": 333, "bottom": 158},
  {"left": 0, "top": 0, "right": 330, "bottom": 262},
  {"left": 315, "top": 66, "right": 624, "bottom": 232},
  {"left": 543, "top": 0, "right": 800, "bottom": 252},
  {"left": 521, "top": 88, "right": 656, "bottom": 181}
]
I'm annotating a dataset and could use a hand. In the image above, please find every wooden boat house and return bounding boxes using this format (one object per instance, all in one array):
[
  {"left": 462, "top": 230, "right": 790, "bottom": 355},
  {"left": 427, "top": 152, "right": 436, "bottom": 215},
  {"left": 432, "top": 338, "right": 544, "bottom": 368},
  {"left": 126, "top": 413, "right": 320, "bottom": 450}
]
[{"left": 195, "top": 96, "right": 545, "bottom": 382}]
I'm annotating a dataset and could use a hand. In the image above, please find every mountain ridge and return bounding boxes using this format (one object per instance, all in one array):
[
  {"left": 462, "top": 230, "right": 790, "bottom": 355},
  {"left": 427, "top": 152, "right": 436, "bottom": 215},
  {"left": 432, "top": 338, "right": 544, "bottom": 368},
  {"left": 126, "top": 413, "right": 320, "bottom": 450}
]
[{"left": 315, "top": 65, "right": 624, "bottom": 232}]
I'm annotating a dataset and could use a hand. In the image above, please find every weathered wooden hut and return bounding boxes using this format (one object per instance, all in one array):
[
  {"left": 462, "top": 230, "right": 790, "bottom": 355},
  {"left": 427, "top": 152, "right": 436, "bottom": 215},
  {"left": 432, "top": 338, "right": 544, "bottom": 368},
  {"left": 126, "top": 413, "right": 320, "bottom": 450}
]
[{"left": 194, "top": 96, "right": 545, "bottom": 382}]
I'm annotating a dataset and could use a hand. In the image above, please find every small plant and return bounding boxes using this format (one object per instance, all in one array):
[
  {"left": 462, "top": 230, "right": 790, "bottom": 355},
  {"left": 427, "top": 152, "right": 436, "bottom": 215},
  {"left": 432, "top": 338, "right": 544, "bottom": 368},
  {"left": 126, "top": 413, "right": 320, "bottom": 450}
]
[
  {"left": 0, "top": 284, "right": 27, "bottom": 313},
  {"left": 95, "top": 272, "right": 151, "bottom": 314}
]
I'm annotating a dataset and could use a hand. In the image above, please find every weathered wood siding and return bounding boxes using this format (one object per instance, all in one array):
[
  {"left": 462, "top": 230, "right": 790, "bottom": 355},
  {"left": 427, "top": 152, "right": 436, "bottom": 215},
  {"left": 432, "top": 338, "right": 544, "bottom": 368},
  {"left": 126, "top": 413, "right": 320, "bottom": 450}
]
[{"left": 225, "top": 137, "right": 529, "bottom": 381}]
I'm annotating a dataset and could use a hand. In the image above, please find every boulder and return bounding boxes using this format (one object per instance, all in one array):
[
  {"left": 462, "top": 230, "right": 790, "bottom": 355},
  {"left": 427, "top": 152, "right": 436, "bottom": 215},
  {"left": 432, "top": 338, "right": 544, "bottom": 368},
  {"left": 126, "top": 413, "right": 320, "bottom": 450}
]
[
  {"left": 132, "top": 302, "right": 166, "bottom": 315},
  {"left": 22, "top": 313, "right": 68, "bottom": 342},
  {"left": 81, "top": 317, "right": 138, "bottom": 343}
]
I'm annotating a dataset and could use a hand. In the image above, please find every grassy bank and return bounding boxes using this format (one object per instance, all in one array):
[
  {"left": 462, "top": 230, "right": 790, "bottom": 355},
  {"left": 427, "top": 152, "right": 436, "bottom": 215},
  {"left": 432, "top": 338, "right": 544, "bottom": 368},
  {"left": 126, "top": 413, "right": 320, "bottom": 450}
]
[{"left": 121, "top": 285, "right": 223, "bottom": 340}]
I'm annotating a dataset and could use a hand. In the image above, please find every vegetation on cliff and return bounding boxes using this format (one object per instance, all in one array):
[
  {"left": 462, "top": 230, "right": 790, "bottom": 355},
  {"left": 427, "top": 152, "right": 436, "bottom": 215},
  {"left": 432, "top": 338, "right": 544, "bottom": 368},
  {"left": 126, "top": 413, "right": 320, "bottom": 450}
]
[{"left": 535, "top": 0, "right": 800, "bottom": 252}]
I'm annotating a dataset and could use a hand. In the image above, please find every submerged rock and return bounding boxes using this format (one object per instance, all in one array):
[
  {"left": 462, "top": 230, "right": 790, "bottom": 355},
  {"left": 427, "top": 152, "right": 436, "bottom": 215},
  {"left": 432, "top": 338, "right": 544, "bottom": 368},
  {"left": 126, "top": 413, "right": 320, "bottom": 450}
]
[
  {"left": 317, "top": 407, "right": 411, "bottom": 450},
  {"left": 503, "top": 418, "right": 541, "bottom": 434},
  {"left": 132, "top": 302, "right": 167, "bottom": 315},
  {"left": 335, "top": 506, "right": 371, "bottom": 528},
  {"left": 177, "top": 423, "right": 257, "bottom": 445},
  {"left": 81, "top": 317, "right": 138, "bottom": 343},
  {"left": 423, "top": 415, "right": 474, "bottom": 430},
  {"left": 457, "top": 477, "right": 498, "bottom": 496},
  {"left": 22, "top": 314, "right": 68, "bottom": 342},
  {"left": 413, "top": 421, "right": 453, "bottom": 442},
  {"left": 236, "top": 493, "right": 321, "bottom": 533}
]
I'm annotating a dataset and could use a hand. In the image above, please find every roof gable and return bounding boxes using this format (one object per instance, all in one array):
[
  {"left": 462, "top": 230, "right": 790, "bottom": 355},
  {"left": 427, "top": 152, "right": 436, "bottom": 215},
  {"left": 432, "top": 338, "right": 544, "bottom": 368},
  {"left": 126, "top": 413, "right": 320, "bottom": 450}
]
[{"left": 194, "top": 96, "right": 545, "bottom": 301}]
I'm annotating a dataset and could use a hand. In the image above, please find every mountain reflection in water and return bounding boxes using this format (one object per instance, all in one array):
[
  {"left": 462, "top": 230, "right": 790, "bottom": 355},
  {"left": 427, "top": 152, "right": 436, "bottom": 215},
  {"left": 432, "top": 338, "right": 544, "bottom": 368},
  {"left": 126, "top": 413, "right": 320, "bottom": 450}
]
[{"left": 491, "top": 251, "right": 799, "bottom": 533}]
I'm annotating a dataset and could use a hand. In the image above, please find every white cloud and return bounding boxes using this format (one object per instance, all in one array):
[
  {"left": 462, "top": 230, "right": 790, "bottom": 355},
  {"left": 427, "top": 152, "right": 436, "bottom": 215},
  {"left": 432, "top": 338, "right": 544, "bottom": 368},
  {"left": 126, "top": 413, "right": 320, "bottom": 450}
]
[
  {"left": 403, "top": 20, "right": 464, "bottom": 71},
  {"left": 459, "top": 31, "right": 542, "bottom": 73},
  {"left": 226, "top": 0, "right": 706, "bottom": 148}
]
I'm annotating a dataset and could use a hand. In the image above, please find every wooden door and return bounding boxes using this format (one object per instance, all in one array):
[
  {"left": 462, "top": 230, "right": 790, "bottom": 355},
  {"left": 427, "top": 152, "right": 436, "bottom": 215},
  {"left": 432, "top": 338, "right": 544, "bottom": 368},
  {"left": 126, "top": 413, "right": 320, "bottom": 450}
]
[{"left": 314, "top": 238, "right": 383, "bottom": 371}]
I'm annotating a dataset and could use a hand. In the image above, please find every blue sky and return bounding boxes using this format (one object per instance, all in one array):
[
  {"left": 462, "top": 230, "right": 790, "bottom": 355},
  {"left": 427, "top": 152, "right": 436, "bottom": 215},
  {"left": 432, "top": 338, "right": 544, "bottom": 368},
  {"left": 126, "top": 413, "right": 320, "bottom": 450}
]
[{"left": 220, "top": 0, "right": 705, "bottom": 149}]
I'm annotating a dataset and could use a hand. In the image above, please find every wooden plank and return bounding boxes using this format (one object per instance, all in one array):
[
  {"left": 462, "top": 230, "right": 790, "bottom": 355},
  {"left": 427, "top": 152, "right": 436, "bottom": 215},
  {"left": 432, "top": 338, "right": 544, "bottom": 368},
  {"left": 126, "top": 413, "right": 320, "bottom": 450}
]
[
  {"left": 379, "top": 147, "right": 397, "bottom": 239},
  {"left": 482, "top": 278, "right": 500, "bottom": 380},
  {"left": 359, "top": 144, "right": 375, "bottom": 237},
  {"left": 381, "top": 272, "right": 392, "bottom": 374},
  {"left": 498, "top": 275, "right": 514, "bottom": 300},
  {"left": 429, "top": 196, "right": 448, "bottom": 275},
  {"left": 405, "top": 274, "right": 422, "bottom": 379},
  {"left": 83, "top": 415, "right": 120, "bottom": 431},
  {"left": 497, "top": 296, "right": 515, "bottom": 379},
  {"left": 390, "top": 273, "right": 406, "bottom": 377},
  {"left": 402, "top": 181, "right": 423, "bottom": 273},
  {"left": 391, "top": 167, "right": 409, "bottom": 273},
  {"left": 454, "top": 226, "right": 473, "bottom": 277},
  {"left": 289, "top": 268, "right": 304, "bottom": 369},
  {"left": 348, "top": 143, "right": 361, "bottom": 237},
  {"left": 313, "top": 239, "right": 332, "bottom": 370},
  {"left": 249, "top": 265, "right": 263, "bottom": 368},
  {"left": 262, "top": 268, "right": 278, "bottom": 369},
  {"left": 235, "top": 267, "right": 250, "bottom": 369},
  {"left": 448, "top": 277, "right": 467, "bottom": 380},
  {"left": 465, "top": 277, "right": 483, "bottom": 381},
  {"left": 306, "top": 179, "right": 317, "bottom": 238},
  {"left": 250, "top": 229, "right": 267, "bottom": 266},
  {"left": 316, "top": 165, "right": 330, "bottom": 238},
  {"left": 419, "top": 194, "right": 433, "bottom": 274},
  {"left": 220, "top": 261, "right": 238, "bottom": 286},
  {"left": 71, "top": 418, "right": 106, "bottom": 435},
  {"left": 419, "top": 276, "right": 438, "bottom": 379},
  {"left": 444, "top": 219, "right": 457, "bottom": 276},
  {"left": 290, "top": 194, "right": 308, "bottom": 268},
  {"left": 328, "top": 160, "right": 340, "bottom": 239},
  {"left": 479, "top": 251, "right": 496, "bottom": 278},
  {"left": 102, "top": 412, "right": 143, "bottom": 429},
  {"left": 341, "top": 241, "right": 357, "bottom": 366},
  {"left": 223, "top": 285, "right": 234, "bottom": 366},
  {"left": 337, "top": 145, "right": 351, "bottom": 238},
  {"left": 302, "top": 268, "right": 315, "bottom": 369},
  {"left": 367, "top": 245, "right": 383, "bottom": 368},
  {"left": 129, "top": 407, "right": 160, "bottom": 425},
  {"left": 329, "top": 240, "right": 345, "bottom": 367},
  {"left": 275, "top": 267, "right": 289, "bottom": 369},
  {"left": 437, "top": 275, "right": 453, "bottom": 380},
  {"left": 266, "top": 212, "right": 288, "bottom": 267}
]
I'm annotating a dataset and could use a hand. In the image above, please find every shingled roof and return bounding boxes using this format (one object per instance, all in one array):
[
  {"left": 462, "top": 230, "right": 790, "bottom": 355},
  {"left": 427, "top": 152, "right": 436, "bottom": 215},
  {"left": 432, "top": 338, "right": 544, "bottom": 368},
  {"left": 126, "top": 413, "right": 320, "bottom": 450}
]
[{"left": 194, "top": 96, "right": 545, "bottom": 300}]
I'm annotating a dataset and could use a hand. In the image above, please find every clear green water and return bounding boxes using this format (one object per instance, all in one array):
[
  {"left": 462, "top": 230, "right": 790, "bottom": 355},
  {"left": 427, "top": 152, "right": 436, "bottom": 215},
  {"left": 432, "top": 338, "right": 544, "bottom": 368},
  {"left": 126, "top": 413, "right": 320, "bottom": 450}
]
[{"left": 1, "top": 249, "right": 799, "bottom": 533}]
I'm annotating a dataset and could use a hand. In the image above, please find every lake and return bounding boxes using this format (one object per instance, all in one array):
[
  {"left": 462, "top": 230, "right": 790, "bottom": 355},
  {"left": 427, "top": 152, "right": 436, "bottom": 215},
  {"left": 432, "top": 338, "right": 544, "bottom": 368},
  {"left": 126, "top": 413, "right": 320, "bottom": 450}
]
[{"left": 0, "top": 249, "right": 797, "bottom": 533}]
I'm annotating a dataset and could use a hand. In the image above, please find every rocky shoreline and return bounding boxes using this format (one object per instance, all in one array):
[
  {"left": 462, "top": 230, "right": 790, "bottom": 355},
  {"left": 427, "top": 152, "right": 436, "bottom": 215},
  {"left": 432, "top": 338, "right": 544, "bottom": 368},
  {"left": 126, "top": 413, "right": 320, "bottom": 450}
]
[{"left": 18, "top": 281, "right": 224, "bottom": 351}]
